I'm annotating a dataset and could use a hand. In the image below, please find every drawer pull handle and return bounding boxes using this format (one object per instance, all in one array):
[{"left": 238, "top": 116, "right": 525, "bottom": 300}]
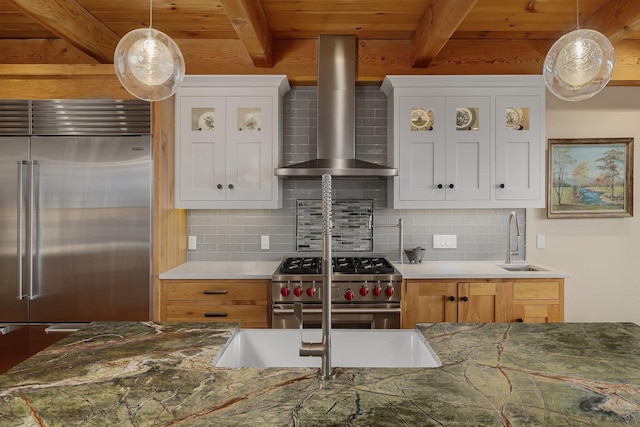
[
  {"left": 203, "top": 290, "right": 228, "bottom": 295},
  {"left": 204, "top": 312, "right": 228, "bottom": 317}
]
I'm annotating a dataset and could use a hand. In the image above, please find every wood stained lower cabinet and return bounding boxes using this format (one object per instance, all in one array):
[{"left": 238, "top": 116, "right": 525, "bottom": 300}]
[
  {"left": 402, "top": 278, "right": 564, "bottom": 328},
  {"left": 510, "top": 280, "right": 564, "bottom": 323},
  {"left": 160, "top": 279, "right": 270, "bottom": 328}
]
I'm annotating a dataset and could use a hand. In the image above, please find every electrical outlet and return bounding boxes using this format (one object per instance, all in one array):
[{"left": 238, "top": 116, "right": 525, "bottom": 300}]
[
  {"left": 261, "top": 235, "right": 270, "bottom": 250},
  {"left": 433, "top": 234, "right": 457, "bottom": 249},
  {"left": 188, "top": 235, "right": 197, "bottom": 250}
]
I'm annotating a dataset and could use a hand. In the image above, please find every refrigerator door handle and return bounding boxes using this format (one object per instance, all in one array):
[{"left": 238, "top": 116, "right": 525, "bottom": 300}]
[
  {"left": 27, "top": 160, "right": 38, "bottom": 301},
  {"left": 1, "top": 324, "right": 26, "bottom": 335},
  {"left": 16, "top": 161, "right": 26, "bottom": 301},
  {"left": 44, "top": 323, "right": 88, "bottom": 334}
]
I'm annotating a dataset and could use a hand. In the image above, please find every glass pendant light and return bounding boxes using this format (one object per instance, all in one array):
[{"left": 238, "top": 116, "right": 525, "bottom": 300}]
[
  {"left": 543, "top": 0, "right": 614, "bottom": 101},
  {"left": 114, "top": 0, "right": 185, "bottom": 101}
]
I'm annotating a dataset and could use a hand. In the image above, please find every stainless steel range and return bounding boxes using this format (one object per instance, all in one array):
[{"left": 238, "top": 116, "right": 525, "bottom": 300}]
[{"left": 272, "top": 257, "right": 402, "bottom": 329}]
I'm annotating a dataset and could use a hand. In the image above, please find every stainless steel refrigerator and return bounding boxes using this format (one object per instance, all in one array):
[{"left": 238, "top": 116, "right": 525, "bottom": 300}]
[{"left": 0, "top": 100, "right": 152, "bottom": 368}]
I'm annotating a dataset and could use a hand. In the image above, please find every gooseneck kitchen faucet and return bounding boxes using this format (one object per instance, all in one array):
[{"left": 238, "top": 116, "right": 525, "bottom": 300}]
[
  {"left": 295, "top": 173, "right": 335, "bottom": 380},
  {"left": 506, "top": 211, "right": 521, "bottom": 264}
]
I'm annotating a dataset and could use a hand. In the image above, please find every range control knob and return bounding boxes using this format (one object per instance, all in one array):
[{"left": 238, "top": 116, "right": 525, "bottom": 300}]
[
  {"left": 306, "top": 287, "right": 316, "bottom": 297},
  {"left": 359, "top": 286, "right": 369, "bottom": 297},
  {"left": 373, "top": 285, "right": 382, "bottom": 297},
  {"left": 280, "top": 286, "right": 290, "bottom": 297},
  {"left": 293, "top": 286, "right": 303, "bottom": 297},
  {"left": 385, "top": 286, "right": 395, "bottom": 298},
  {"left": 345, "top": 289, "right": 355, "bottom": 301}
]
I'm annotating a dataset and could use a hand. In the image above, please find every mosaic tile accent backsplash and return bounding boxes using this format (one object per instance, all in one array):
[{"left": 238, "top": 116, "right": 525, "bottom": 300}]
[
  {"left": 186, "top": 86, "right": 527, "bottom": 262},
  {"left": 296, "top": 200, "right": 373, "bottom": 252}
]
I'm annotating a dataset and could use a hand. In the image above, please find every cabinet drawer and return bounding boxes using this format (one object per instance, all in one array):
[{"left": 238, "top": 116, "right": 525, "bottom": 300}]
[
  {"left": 166, "top": 303, "right": 268, "bottom": 326},
  {"left": 512, "top": 281, "right": 560, "bottom": 301},
  {"left": 165, "top": 280, "right": 269, "bottom": 302}
]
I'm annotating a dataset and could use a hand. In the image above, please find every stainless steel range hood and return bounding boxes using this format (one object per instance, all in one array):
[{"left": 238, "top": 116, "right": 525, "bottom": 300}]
[{"left": 275, "top": 35, "right": 397, "bottom": 178}]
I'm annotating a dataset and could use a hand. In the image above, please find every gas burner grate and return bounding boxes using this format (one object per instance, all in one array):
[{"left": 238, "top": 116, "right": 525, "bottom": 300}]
[
  {"left": 278, "top": 257, "right": 396, "bottom": 275},
  {"left": 281, "top": 257, "right": 322, "bottom": 274}
]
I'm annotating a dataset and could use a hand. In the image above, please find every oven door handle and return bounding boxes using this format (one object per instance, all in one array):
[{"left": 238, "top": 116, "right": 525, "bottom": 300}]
[{"left": 273, "top": 307, "right": 400, "bottom": 315}]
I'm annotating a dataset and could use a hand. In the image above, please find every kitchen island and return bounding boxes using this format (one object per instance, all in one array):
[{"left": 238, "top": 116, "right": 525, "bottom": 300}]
[{"left": 1, "top": 321, "right": 638, "bottom": 426}]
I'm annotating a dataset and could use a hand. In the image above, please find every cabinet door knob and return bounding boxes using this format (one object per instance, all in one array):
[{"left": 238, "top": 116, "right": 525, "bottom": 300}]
[
  {"left": 449, "top": 184, "right": 454, "bottom": 189},
  {"left": 217, "top": 184, "right": 223, "bottom": 190},
  {"left": 461, "top": 296, "right": 468, "bottom": 302},
  {"left": 516, "top": 318, "right": 524, "bottom": 322},
  {"left": 228, "top": 184, "right": 234, "bottom": 189},
  {"left": 437, "top": 184, "right": 443, "bottom": 189},
  {"left": 500, "top": 183, "right": 505, "bottom": 188},
  {"left": 448, "top": 296, "right": 455, "bottom": 301}
]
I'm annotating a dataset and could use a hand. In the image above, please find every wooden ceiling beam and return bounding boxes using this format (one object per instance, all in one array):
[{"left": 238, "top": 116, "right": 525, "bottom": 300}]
[
  {"left": 219, "top": 0, "right": 273, "bottom": 68},
  {"left": 3, "top": 38, "right": 640, "bottom": 86},
  {"left": 411, "top": 0, "right": 478, "bottom": 68},
  {"left": 581, "top": 0, "right": 640, "bottom": 44},
  {"left": 6, "top": 0, "right": 120, "bottom": 64}
]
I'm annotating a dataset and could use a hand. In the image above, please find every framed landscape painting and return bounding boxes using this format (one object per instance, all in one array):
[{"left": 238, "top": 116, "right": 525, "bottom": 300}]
[{"left": 547, "top": 138, "right": 634, "bottom": 218}]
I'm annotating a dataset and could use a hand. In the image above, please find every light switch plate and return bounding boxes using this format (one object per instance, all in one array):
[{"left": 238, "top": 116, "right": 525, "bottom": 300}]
[
  {"left": 537, "top": 234, "right": 545, "bottom": 249},
  {"left": 433, "top": 234, "right": 457, "bottom": 249},
  {"left": 261, "top": 235, "right": 270, "bottom": 250},
  {"left": 188, "top": 235, "right": 197, "bottom": 250}
]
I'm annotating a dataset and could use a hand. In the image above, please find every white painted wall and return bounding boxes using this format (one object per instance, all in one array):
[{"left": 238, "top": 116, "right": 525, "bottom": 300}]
[{"left": 527, "top": 87, "right": 640, "bottom": 324}]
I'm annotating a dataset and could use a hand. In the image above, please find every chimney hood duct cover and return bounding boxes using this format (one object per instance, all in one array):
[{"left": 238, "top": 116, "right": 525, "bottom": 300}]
[{"left": 274, "top": 35, "right": 397, "bottom": 178}]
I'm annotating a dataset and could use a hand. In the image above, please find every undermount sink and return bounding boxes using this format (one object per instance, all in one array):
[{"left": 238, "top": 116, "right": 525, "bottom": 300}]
[
  {"left": 498, "top": 264, "right": 548, "bottom": 272},
  {"left": 214, "top": 329, "right": 441, "bottom": 369}
]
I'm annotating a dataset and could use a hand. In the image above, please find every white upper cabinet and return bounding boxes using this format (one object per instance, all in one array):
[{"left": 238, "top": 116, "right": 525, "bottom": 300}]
[
  {"left": 174, "top": 75, "right": 290, "bottom": 209},
  {"left": 381, "top": 75, "right": 545, "bottom": 209},
  {"left": 494, "top": 95, "right": 543, "bottom": 202}
]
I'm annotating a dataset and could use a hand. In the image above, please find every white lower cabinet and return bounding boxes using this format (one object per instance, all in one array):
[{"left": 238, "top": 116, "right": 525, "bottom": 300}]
[
  {"left": 175, "top": 75, "right": 290, "bottom": 209},
  {"left": 382, "top": 75, "right": 545, "bottom": 209}
]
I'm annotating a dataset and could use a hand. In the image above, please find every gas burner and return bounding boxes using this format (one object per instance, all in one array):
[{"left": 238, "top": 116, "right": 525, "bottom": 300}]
[
  {"left": 278, "top": 257, "right": 397, "bottom": 275},
  {"left": 281, "top": 257, "right": 321, "bottom": 274},
  {"left": 347, "top": 257, "right": 395, "bottom": 274}
]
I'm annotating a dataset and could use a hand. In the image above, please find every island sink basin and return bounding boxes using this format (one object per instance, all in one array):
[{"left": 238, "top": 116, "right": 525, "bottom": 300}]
[
  {"left": 498, "top": 264, "right": 548, "bottom": 272},
  {"left": 215, "top": 329, "right": 441, "bottom": 369}
]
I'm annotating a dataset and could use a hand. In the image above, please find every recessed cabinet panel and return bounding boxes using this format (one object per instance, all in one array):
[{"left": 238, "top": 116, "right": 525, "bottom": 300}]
[
  {"left": 495, "top": 95, "right": 542, "bottom": 201},
  {"left": 398, "top": 96, "right": 445, "bottom": 201},
  {"left": 179, "top": 97, "right": 226, "bottom": 202},
  {"left": 226, "top": 97, "right": 273, "bottom": 201},
  {"left": 445, "top": 97, "right": 491, "bottom": 201}
]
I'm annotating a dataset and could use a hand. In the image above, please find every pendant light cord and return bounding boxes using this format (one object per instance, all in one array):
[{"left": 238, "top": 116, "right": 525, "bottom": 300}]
[
  {"left": 149, "top": 0, "right": 153, "bottom": 29},
  {"left": 576, "top": 0, "right": 580, "bottom": 29}
]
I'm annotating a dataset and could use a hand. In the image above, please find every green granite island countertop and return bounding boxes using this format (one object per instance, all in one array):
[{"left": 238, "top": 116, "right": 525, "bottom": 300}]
[{"left": 1, "top": 322, "right": 639, "bottom": 426}]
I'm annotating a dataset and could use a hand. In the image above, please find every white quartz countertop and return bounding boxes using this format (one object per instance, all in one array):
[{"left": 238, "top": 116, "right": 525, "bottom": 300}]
[
  {"left": 159, "top": 261, "right": 280, "bottom": 279},
  {"left": 393, "top": 261, "right": 570, "bottom": 279},
  {"left": 160, "top": 260, "right": 570, "bottom": 280}
]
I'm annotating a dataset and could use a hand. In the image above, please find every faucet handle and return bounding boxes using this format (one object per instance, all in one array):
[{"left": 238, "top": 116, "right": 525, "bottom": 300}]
[
  {"left": 293, "top": 302, "right": 304, "bottom": 342},
  {"left": 294, "top": 302, "right": 303, "bottom": 324}
]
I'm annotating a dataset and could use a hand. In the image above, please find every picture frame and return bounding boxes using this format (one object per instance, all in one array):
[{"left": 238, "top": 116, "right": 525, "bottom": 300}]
[{"left": 547, "top": 138, "right": 633, "bottom": 218}]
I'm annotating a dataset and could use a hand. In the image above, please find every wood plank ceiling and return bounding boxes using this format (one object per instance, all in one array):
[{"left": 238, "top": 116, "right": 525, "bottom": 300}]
[{"left": 1, "top": 0, "right": 640, "bottom": 85}]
